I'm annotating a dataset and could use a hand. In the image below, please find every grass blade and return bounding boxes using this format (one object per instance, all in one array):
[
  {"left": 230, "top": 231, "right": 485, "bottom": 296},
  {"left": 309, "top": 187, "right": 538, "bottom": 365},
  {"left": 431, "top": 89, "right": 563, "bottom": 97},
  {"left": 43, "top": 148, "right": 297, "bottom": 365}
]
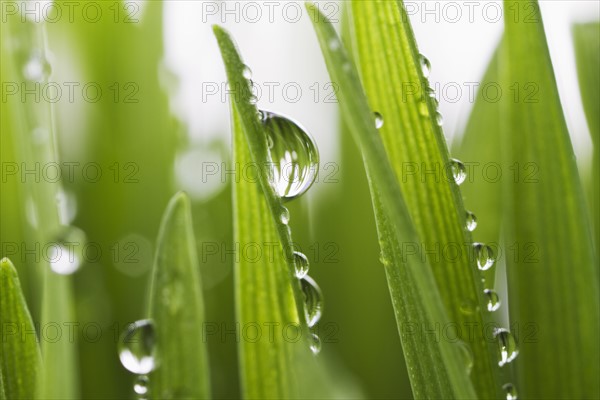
[
  {"left": 306, "top": 3, "right": 478, "bottom": 398},
  {"left": 147, "top": 192, "right": 211, "bottom": 398},
  {"left": 502, "top": 1, "right": 600, "bottom": 397},
  {"left": 0, "top": 258, "right": 42, "bottom": 399},
  {"left": 573, "top": 22, "right": 600, "bottom": 263}
]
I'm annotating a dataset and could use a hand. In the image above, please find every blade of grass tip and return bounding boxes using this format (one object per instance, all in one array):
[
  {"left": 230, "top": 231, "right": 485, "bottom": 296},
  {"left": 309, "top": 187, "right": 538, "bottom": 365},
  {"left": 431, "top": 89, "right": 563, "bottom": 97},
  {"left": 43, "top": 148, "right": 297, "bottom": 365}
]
[
  {"left": 0, "top": 258, "right": 42, "bottom": 400},
  {"left": 306, "top": 3, "right": 477, "bottom": 398},
  {"left": 502, "top": 1, "right": 600, "bottom": 398},
  {"left": 573, "top": 22, "right": 600, "bottom": 265},
  {"left": 345, "top": 3, "right": 500, "bottom": 397},
  {"left": 214, "top": 25, "right": 339, "bottom": 399},
  {"left": 146, "top": 192, "right": 211, "bottom": 398}
]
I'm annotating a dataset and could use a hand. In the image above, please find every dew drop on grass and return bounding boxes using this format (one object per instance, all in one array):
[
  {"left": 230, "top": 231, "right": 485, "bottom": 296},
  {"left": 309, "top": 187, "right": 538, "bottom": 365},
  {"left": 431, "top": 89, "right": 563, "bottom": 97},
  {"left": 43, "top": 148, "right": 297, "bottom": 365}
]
[
  {"left": 118, "top": 319, "right": 158, "bottom": 375},
  {"left": 374, "top": 112, "right": 384, "bottom": 129},
  {"left": 261, "top": 111, "right": 319, "bottom": 201},
  {"left": 23, "top": 53, "right": 51, "bottom": 82},
  {"left": 280, "top": 206, "right": 290, "bottom": 225},
  {"left": 435, "top": 112, "right": 444, "bottom": 126},
  {"left": 503, "top": 383, "right": 518, "bottom": 400},
  {"left": 134, "top": 375, "right": 149, "bottom": 395},
  {"left": 473, "top": 243, "right": 495, "bottom": 271},
  {"left": 293, "top": 251, "right": 309, "bottom": 279},
  {"left": 419, "top": 54, "right": 431, "bottom": 78},
  {"left": 456, "top": 340, "right": 474, "bottom": 375},
  {"left": 449, "top": 158, "right": 466, "bottom": 185},
  {"left": 48, "top": 226, "right": 87, "bottom": 275},
  {"left": 300, "top": 275, "right": 323, "bottom": 328},
  {"left": 495, "top": 328, "right": 518, "bottom": 367},
  {"left": 310, "top": 332, "right": 322, "bottom": 354},
  {"left": 465, "top": 210, "right": 477, "bottom": 232},
  {"left": 242, "top": 65, "right": 252, "bottom": 79},
  {"left": 328, "top": 38, "right": 340, "bottom": 51},
  {"left": 484, "top": 289, "right": 501, "bottom": 312}
]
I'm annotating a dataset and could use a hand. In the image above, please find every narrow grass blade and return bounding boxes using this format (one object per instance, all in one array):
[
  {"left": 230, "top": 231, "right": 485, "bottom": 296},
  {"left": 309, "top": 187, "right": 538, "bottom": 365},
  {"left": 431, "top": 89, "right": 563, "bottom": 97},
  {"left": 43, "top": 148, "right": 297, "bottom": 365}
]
[
  {"left": 573, "top": 22, "right": 600, "bottom": 263},
  {"left": 0, "top": 258, "right": 42, "bottom": 399},
  {"left": 307, "top": 3, "right": 478, "bottom": 398},
  {"left": 502, "top": 1, "right": 600, "bottom": 397},
  {"left": 146, "top": 192, "right": 211, "bottom": 398}
]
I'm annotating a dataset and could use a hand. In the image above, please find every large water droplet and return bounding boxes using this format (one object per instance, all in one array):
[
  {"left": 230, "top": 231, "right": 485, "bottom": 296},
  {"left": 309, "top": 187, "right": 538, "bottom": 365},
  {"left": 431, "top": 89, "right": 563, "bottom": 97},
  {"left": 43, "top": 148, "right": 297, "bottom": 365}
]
[
  {"left": 118, "top": 319, "right": 157, "bottom": 374},
  {"left": 300, "top": 276, "right": 323, "bottom": 328},
  {"left": 374, "top": 112, "right": 384, "bottom": 129},
  {"left": 23, "top": 53, "right": 51, "bottom": 82},
  {"left": 242, "top": 65, "right": 252, "bottom": 80},
  {"left": 484, "top": 289, "right": 501, "bottom": 312},
  {"left": 310, "top": 332, "right": 322, "bottom": 354},
  {"left": 48, "top": 226, "right": 87, "bottom": 275},
  {"left": 450, "top": 158, "right": 466, "bottom": 185},
  {"left": 465, "top": 211, "right": 477, "bottom": 232},
  {"left": 503, "top": 383, "right": 518, "bottom": 400},
  {"left": 262, "top": 111, "right": 319, "bottom": 201},
  {"left": 419, "top": 54, "right": 431, "bottom": 78},
  {"left": 473, "top": 243, "right": 495, "bottom": 271},
  {"left": 293, "top": 251, "right": 310, "bottom": 279},
  {"left": 280, "top": 206, "right": 290, "bottom": 225},
  {"left": 134, "top": 375, "right": 149, "bottom": 395},
  {"left": 495, "top": 328, "right": 518, "bottom": 367}
]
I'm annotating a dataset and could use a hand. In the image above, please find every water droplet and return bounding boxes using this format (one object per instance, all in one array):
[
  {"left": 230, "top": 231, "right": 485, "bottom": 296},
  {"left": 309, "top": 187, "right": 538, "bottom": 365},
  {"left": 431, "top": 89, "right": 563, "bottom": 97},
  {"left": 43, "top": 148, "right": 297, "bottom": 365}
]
[
  {"left": 456, "top": 340, "right": 474, "bottom": 375},
  {"left": 56, "top": 189, "right": 78, "bottom": 225},
  {"left": 473, "top": 243, "right": 495, "bottom": 271},
  {"left": 280, "top": 206, "right": 290, "bottom": 225},
  {"left": 242, "top": 65, "right": 252, "bottom": 80},
  {"left": 419, "top": 54, "right": 431, "bottom": 78},
  {"left": 23, "top": 53, "right": 51, "bottom": 82},
  {"left": 503, "top": 383, "right": 518, "bottom": 400},
  {"left": 484, "top": 289, "right": 501, "bottom": 312},
  {"left": 134, "top": 375, "right": 149, "bottom": 395},
  {"left": 450, "top": 158, "right": 466, "bottom": 185},
  {"left": 430, "top": 93, "right": 439, "bottom": 107},
  {"left": 262, "top": 111, "right": 319, "bottom": 201},
  {"left": 118, "top": 319, "right": 158, "bottom": 374},
  {"left": 293, "top": 251, "right": 310, "bottom": 279},
  {"left": 465, "top": 211, "right": 477, "bottom": 232},
  {"left": 374, "top": 112, "right": 384, "bottom": 129},
  {"left": 328, "top": 39, "right": 340, "bottom": 51},
  {"left": 435, "top": 112, "right": 444, "bottom": 126},
  {"left": 495, "top": 328, "right": 518, "bottom": 367},
  {"left": 249, "top": 94, "right": 258, "bottom": 104},
  {"left": 343, "top": 62, "right": 352, "bottom": 72},
  {"left": 48, "top": 226, "right": 87, "bottom": 275},
  {"left": 300, "top": 276, "right": 323, "bottom": 328},
  {"left": 310, "top": 332, "right": 322, "bottom": 354},
  {"left": 459, "top": 300, "right": 478, "bottom": 315}
]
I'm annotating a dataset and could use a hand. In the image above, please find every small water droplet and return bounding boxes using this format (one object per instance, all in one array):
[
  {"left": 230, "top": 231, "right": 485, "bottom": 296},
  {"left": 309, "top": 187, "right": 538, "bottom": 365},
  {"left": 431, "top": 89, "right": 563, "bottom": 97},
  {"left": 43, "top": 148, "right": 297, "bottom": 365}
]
[
  {"left": 503, "top": 383, "right": 518, "bottom": 400},
  {"left": 118, "top": 319, "right": 157, "bottom": 374},
  {"left": 450, "top": 159, "right": 466, "bottom": 185},
  {"left": 310, "top": 332, "right": 322, "bottom": 354},
  {"left": 48, "top": 226, "right": 87, "bottom": 275},
  {"left": 495, "top": 328, "right": 518, "bottom": 367},
  {"left": 465, "top": 211, "right": 477, "bottom": 232},
  {"left": 293, "top": 251, "right": 310, "bottom": 279},
  {"left": 134, "top": 375, "right": 149, "bottom": 395},
  {"left": 473, "top": 243, "right": 495, "bottom": 271},
  {"left": 300, "top": 276, "right": 323, "bottom": 328},
  {"left": 242, "top": 65, "right": 252, "bottom": 79},
  {"left": 328, "top": 39, "right": 340, "bottom": 51},
  {"left": 419, "top": 54, "right": 431, "bottom": 78},
  {"left": 280, "top": 206, "right": 290, "bottom": 225},
  {"left": 484, "top": 289, "right": 501, "bottom": 312},
  {"left": 374, "top": 112, "right": 384, "bottom": 129},
  {"left": 23, "top": 53, "right": 51, "bottom": 82},
  {"left": 56, "top": 189, "right": 78, "bottom": 225},
  {"left": 459, "top": 300, "right": 478, "bottom": 315},
  {"left": 456, "top": 340, "right": 474, "bottom": 375},
  {"left": 249, "top": 94, "right": 258, "bottom": 104},
  {"left": 262, "top": 111, "right": 319, "bottom": 201},
  {"left": 435, "top": 112, "right": 444, "bottom": 126},
  {"left": 430, "top": 93, "right": 439, "bottom": 107},
  {"left": 343, "top": 62, "right": 352, "bottom": 72}
]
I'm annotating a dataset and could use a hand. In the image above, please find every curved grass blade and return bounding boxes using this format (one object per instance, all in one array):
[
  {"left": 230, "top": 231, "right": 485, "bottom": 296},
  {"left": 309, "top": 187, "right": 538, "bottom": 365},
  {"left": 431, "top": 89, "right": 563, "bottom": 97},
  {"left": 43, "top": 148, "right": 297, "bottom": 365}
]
[
  {"left": 502, "top": 1, "right": 600, "bottom": 398},
  {"left": 306, "top": 3, "right": 478, "bottom": 398},
  {"left": 146, "top": 192, "right": 211, "bottom": 398},
  {"left": 573, "top": 22, "right": 600, "bottom": 263},
  {"left": 0, "top": 258, "right": 42, "bottom": 399}
]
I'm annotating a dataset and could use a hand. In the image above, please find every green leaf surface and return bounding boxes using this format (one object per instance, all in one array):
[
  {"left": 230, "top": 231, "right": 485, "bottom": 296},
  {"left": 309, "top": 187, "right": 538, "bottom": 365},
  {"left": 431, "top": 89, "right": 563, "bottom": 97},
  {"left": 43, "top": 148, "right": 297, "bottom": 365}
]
[
  {"left": 307, "top": 3, "right": 479, "bottom": 398},
  {"left": 147, "top": 192, "right": 211, "bottom": 398},
  {"left": 0, "top": 258, "right": 42, "bottom": 400},
  {"left": 502, "top": 1, "right": 600, "bottom": 398},
  {"left": 573, "top": 22, "right": 600, "bottom": 263}
]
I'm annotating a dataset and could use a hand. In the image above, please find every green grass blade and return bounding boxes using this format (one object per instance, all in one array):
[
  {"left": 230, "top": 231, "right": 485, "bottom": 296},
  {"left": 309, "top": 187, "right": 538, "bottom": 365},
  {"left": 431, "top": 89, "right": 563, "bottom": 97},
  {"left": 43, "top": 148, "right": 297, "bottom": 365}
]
[
  {"left": 0, "top": 258, "right": 42, "bottom": 399},
  {"left": 573, "top": 22, "right": 600, "bottom": 263},
  {"left": 502, "top": 1, "right": 600, "bottom": 398},
  {"left": 306, "top": 3, "right": 478, "bottom": 398},
  {"left": 147, "top": 192, "right": 211, "bottom": 398}
]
